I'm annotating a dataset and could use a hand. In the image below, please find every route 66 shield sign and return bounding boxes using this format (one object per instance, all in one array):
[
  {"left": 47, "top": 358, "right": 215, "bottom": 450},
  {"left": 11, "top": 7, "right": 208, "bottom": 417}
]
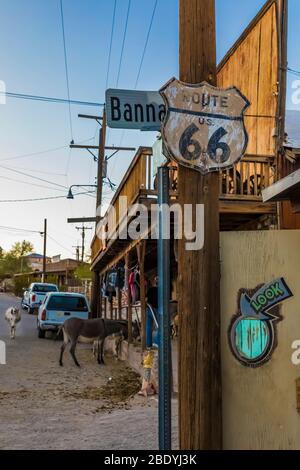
[{"left": 159, "top": 77, "right": 250, "bottom": 174}]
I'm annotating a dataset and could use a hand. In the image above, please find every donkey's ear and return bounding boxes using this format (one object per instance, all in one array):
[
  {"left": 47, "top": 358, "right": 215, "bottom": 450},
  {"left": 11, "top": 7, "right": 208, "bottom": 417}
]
[{"left": 11, "top": 308, "right": 13, "bottom": 314}]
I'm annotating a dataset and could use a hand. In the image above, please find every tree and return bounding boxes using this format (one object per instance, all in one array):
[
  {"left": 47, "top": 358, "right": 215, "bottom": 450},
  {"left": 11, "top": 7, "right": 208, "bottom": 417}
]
[
  {"left": 9, "top": 241, "right": 34, "bottom": 258},
  {"left": 74, "top": 263, "right": 92, "bottom": 281},
  {"left": 0, "top": 240, "right": 34, "bottom": 280}
]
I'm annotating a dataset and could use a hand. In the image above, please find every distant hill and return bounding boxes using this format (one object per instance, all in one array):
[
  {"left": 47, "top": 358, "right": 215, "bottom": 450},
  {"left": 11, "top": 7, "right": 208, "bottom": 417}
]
[{"left": 285, "top": 110, "right": 300, "bottom": 147}]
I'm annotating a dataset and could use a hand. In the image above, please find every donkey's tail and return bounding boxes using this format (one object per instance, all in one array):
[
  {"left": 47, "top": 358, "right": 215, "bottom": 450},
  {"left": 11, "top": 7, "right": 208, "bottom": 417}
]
[{"left": 55, "top": 325, "right": 64, "bottom": 341}]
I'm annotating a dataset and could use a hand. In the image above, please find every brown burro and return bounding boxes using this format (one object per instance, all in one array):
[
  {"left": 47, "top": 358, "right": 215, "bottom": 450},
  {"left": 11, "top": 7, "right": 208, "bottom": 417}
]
[{"left": 59, "top": 317, "right": 138, "bottom": 367}]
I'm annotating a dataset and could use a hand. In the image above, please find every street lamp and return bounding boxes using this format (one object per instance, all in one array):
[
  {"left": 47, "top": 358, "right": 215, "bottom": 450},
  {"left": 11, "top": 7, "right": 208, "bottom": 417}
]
[{"left": 67, "top": 184, "right": 97, "bottom": 200}]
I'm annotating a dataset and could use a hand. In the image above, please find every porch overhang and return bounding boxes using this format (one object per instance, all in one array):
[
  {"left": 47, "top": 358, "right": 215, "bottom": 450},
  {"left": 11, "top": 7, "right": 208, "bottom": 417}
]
[{"left": 262, "top": 169, "right": 300, "bottom": 213}]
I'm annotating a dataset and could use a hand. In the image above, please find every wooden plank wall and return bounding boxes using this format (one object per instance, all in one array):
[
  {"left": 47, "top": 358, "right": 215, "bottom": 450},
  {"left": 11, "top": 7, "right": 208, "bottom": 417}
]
[{"left": 217, "top": 1, "right": 278, "bottom": 158}]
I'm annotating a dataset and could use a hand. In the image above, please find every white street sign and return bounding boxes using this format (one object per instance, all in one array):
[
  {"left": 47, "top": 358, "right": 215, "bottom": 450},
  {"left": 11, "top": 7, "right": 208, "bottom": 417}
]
[
  {"left": 152, "top": 137, "right": 167, "bottom": 176},
  {"left": 160, "top": 78, "right": 250, "bottom": 174},
  {"left": 106, "top": 88, "right": 165, "bottom": 131}
]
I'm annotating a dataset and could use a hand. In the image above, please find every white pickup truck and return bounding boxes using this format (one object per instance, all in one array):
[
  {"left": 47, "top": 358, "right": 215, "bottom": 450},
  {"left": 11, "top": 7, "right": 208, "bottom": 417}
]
[{"left": 22, "top": 283, "right": 59, "bottom": 314}]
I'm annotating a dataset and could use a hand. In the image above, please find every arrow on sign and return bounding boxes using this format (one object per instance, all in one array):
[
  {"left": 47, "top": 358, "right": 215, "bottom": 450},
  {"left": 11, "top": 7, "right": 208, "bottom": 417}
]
[{"left": 239, "top": 278, "right": 293, "bottom": 320}]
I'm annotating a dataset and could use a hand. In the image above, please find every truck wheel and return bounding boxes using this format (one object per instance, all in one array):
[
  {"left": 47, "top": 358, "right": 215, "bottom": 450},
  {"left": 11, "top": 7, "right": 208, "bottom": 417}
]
[{"left": 38, "top": 327, "right": 45, "bottom": 339}]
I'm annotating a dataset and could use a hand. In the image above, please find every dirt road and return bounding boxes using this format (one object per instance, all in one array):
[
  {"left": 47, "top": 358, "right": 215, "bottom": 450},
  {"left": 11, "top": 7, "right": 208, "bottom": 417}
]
[{"left": 0, "top": 294, "right": 178, "bottom": 450}]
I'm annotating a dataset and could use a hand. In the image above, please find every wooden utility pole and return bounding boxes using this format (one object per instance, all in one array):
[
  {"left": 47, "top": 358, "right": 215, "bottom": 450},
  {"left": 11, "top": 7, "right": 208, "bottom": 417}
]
[
  {"left": 42, "top": 219, "right": 47, "bottom": 283},
  {"left": 72, "top": 245, "right": 80, "bottom": 262},
  {"left": 277, "top": 0, "right": 288, "bottom": 193},
  {"left": 91, "top": 109, "right": 106, "bottom": 316},
  {"left": 96, "top": 110, "right": 106, "bottom": 218},
  {"left": 178, "top": 0, "right": 222, "bottom": 450},
  {"left": 72, "top": 113, "right": 136, "bottom": 315},
  {"left": 76, "top": 225, "right": 93, "bottom": 262},
  {"left": 277, "top": 0, "right": 288, "bottom": 148}
]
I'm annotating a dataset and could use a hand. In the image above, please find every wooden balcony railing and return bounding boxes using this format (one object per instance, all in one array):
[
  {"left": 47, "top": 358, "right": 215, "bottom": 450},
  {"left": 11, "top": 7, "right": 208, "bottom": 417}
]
[
  {"left": 91, "top": 149, "right": 276, "bottom": 264},
  {"left": 91, "top": 147, "right": 152, "bottom": 262},
  {"left": 220, "top": 156, "right": 275, "bottom": 200}
]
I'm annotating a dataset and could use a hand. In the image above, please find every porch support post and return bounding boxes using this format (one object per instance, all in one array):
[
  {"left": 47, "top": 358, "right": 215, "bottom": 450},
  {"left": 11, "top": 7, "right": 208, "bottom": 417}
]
[
  {"left": 125, "top": 253, "right": 133, "bottom": 343},
  {"left": 137, "top": 240, "right": 147, "bottom": 350}
]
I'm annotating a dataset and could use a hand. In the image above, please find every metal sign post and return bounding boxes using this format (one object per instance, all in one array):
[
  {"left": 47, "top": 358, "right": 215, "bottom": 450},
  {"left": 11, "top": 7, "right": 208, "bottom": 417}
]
[{"left": 157, "top": 166, "right": 171, "bottom": 450}]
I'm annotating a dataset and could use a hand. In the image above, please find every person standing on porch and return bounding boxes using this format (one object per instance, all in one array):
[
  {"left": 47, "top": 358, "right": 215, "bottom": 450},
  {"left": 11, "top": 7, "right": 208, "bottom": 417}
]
[{"left": 146, "top": 275, "right": 159, "bottom": 348}]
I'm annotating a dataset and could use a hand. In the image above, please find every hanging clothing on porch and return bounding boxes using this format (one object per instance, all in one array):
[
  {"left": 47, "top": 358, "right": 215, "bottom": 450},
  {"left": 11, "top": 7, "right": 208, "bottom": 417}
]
[
  {"left": 129, "top": 269, "right": 140, "bottom": 304},
  {"left": 115, "top": 264, "right": 125, "bottom": 289},
  {"left": 103, "top": 270, "right": 117, "bottom": 303}
]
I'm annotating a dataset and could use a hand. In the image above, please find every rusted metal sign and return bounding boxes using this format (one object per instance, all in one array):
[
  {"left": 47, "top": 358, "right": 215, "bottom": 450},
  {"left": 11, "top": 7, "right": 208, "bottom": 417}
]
[{"left": 160, "top": 77, "right": 250, "bottom": 174}]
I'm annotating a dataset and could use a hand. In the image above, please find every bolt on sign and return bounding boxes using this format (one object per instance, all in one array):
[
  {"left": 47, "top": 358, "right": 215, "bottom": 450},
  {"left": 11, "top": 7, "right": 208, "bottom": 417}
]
[
  {"left": 229, "top": 278, "right": 293, "bottom": 368},
  {"left": 159, "top": 77, "right": 250, "bottom": 174}
]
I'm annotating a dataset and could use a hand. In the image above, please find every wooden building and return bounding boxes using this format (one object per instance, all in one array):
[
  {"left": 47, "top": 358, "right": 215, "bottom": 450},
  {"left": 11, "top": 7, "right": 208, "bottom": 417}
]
[
  {"left": 90, "top": 0, "right": 288, "bottom": 345},
  {"left": 15, "top": 258, "right": 88, "bottom": 289}
]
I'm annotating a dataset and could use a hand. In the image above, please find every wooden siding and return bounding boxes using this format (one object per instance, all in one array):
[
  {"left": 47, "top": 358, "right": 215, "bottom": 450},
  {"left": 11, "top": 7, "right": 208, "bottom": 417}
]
[
  {"left": 217, "top": 0, "right": 278, "bottom": 157},
  {"left": 279, "top": 153, "right": 300, "bottom": 229},
  {"left": 280, "top": 201, "right": 300, "bottom": 229}
]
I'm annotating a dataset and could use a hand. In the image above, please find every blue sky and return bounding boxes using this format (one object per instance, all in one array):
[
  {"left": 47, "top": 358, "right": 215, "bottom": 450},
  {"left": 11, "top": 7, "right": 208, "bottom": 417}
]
[{"left": 0, "top": 0, "right": 299, "bottom": 257}]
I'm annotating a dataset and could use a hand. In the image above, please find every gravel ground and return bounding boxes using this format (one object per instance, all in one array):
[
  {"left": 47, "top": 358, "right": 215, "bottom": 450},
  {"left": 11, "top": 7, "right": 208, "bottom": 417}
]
[{"left": 0, "top": 294, "right": 178, "bottom": 450}]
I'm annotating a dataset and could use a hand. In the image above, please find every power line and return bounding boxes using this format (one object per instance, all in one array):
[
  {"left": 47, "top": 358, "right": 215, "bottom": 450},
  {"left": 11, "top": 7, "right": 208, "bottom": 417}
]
[
  {"left": 0, "top": 165, "right": 97, "bottom": 199},
  {"left": 47, "top": 234, "right": 74, "bottom": 255},
  {"left": 65, "top": 147, "right": 72, "bottom": 176},
  {"left": 0, "top": 165, "right": 94, "bottom": 197},
  {"left": 0, "top": 143, "right": 71, "bottom": 162},
  {"left": 0, "top": 175, "right": 67, "bottom": 192},
  {"left": 0, "top": 136, "right": 94, "bottom": 163},
  {"left": 0, "top": 164, "right": 68, "bottom": 190},
  {"left": 0, "top": 190, "right": 95, "bottom": 203},
  {"left": 134, "top": 0, "right": 158, "bottom": 89},
  {"left": 106, "top": 0, "right": 117, "bottom": 89},
  {"left": 0, "top": 225, "right": 42, "bottom": 234},
  {"left": 60, "top": 0, "right": 73, "bottom": 141},
  {"left": 0, "top": 91, "right": 104, "bottom": 107},
  {"left": 288, "top": 67, "right": 300, "bottom": 77},
  {"left": 116, "top": 0, "right": 131, "bottom": 88},
  {"left": 114, "top": 1, "right": 158, "bottom": 149},
  {"left": 6, "top": 166, "right": 66, "bottom": 177}
]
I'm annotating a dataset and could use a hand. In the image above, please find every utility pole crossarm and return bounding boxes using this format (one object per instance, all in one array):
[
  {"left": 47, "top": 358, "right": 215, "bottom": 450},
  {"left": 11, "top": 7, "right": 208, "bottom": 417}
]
[
  {"left": 69, "top": 144, "right": 136, "bottom": 152},
  {"left": 105, "top": 146, "right": 136, "bottom": 151},
  {"left": 78, "top": 114, "right": 103, "bottom": 120},
  {"left": 67, "top": 217, "right": 98, "bottom": 223},
  {"left": 78, "top": 114, "right": 103, "bottom": 126}
]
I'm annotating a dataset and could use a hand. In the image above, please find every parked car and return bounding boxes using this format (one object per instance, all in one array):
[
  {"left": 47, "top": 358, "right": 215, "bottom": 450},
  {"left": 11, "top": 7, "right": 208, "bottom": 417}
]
[
  {"left": 22, "top": 283, "right": 59, "bottom": 314},
  {"left": 37, "top": 292, "right": 90, "bottom": 338}
]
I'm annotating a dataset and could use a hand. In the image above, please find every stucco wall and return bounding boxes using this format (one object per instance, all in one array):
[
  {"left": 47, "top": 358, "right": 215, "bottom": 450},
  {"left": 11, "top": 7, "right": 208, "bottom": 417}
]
[{"left": 220, "top": 230, "right": 300, "bottom": 450}]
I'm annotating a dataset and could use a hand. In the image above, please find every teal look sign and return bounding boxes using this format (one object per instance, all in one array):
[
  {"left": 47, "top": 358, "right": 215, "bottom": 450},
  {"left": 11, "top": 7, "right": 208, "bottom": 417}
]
[{"left": 229, "top": 278, "right": 293, "bottom": 367}]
